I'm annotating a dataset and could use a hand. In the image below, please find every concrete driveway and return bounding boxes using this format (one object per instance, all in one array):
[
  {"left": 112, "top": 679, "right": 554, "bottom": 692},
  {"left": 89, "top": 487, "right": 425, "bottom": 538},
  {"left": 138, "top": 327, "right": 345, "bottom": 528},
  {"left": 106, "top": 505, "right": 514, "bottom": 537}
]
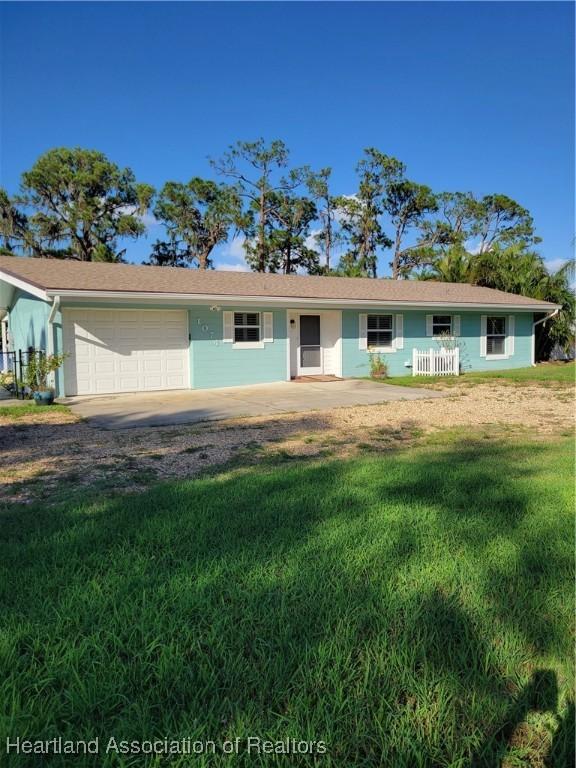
[{"left": 63, "top": 379, "right": 445, "bottom": 429}]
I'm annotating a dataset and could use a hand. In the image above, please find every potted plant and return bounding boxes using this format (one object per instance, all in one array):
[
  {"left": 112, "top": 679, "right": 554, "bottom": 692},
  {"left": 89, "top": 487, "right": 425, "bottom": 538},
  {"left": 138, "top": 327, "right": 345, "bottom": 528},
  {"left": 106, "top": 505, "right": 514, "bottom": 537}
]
[
  {"left": 24, "top": 352, "right": 67, "bottom": 406},
  {"left": 368, "top": 352, "right": 389, "bottom": 379}
]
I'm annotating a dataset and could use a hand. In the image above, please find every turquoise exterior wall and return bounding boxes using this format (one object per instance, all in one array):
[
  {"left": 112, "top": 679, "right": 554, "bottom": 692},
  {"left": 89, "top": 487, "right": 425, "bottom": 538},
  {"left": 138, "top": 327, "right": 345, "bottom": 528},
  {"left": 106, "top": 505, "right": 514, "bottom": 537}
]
[
  {"left": 342, "top": 309, "right": 534, "bottom": 377},
  {"left": 6, "top": 287, "right": 536, "bottom": 395},
  {"left": 189, "top": 306, "right": 287, "bottom": 389},
  {"left": 8, "top": 290, "right": 50, "bottom": 352}
]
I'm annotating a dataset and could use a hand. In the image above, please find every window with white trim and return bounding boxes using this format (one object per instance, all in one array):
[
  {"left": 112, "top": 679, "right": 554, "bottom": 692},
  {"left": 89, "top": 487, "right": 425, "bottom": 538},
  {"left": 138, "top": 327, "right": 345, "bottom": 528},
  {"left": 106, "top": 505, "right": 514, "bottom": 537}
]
[
  {"left": 432, "top": 315, "right": 452, "bottom": 336},
  {"left": 486, "top": 316, "right": 506, "bottom": 356},
  {"left": 367, "top": 314, "right": 393, "bottom": 349},
  {"left": 234, "top": 312, "right": 260, "bottom": 343}
]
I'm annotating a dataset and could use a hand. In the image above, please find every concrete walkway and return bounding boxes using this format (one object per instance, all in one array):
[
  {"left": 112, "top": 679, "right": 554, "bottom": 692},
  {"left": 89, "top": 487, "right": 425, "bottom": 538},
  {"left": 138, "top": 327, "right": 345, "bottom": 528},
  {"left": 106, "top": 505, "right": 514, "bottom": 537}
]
[{"left": 62, "top": 379, "right": 445, "bottom": 430}]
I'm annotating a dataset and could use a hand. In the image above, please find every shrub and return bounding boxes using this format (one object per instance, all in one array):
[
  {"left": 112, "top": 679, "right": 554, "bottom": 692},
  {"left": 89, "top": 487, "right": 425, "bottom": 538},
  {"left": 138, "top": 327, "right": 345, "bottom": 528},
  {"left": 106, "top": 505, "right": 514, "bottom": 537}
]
[
  {"left": 369, "top": 353, "right": 388, "bottom": 379},
  {"left": 24, "top": 352, "right": 67, "bottom": 392}
]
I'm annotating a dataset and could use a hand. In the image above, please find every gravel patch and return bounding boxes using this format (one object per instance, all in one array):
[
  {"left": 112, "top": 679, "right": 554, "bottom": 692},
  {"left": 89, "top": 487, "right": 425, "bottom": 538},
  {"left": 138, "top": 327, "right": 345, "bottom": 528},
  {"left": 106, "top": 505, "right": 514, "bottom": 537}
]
[{"left": 1, "top": 381, "right": 573, "bottom": 504}]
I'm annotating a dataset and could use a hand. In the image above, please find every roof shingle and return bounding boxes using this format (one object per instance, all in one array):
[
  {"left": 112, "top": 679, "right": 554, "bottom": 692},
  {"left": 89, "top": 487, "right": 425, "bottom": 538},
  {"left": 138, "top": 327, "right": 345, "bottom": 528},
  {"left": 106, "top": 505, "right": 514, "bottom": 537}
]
[{"left": 0, "top": 255, "right": 558, "bottom": 308}]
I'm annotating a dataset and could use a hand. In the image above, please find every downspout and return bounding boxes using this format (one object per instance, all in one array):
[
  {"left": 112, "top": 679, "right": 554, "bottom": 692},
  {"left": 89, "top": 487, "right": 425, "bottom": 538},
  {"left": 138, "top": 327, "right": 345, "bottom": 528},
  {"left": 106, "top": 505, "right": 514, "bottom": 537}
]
[
  {"left": 47, "top": 295, "right": 61, "bottom": 388},
  {"left": 0, "top": 310, "right": 8, "bottom": 373},
  {"left": 531, "top": 308, "right": 560, "bottom": 366}
]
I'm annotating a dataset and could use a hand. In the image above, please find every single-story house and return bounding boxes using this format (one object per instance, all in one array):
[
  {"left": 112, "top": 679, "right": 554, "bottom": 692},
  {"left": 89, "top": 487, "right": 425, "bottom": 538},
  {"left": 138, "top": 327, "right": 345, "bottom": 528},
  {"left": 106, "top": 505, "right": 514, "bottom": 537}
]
[{"left": 0, "top": 255, "right": 560, "bottom": 397}]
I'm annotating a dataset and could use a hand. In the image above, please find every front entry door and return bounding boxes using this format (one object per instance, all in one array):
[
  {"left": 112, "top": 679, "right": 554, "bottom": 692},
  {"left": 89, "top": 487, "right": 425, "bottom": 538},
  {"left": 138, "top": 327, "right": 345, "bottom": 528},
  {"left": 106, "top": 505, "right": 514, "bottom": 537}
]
[{"left": 298, "top": 315, "right": 322, "bottom": 375}]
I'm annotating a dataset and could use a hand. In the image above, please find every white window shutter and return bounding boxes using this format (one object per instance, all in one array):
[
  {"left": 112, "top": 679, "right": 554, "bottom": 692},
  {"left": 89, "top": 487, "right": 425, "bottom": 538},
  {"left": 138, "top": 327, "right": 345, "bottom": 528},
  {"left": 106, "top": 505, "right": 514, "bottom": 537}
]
[
  {"left": 263, "top": 312, "right": 273, "bottom": 343},
  {"left": 223, "top": 311, "right": 234, "bottom": 343},
  {"left": 507, "top": 315, "right": 515, "bottom": 356},
  {"left": 426, "top": 314, "right": 434, "bottom": 337},
  {"left": 480, "top": 315, "right": 487, "bottom": 357},
  {"left": 453, "top": 315, "right": 461, "bottom": 337},
  {"left": 359, "top": 314, "right": 367, "bottom": 350},
  {"left": 394, "top": 314, "right": 404, "bottom": 349}
]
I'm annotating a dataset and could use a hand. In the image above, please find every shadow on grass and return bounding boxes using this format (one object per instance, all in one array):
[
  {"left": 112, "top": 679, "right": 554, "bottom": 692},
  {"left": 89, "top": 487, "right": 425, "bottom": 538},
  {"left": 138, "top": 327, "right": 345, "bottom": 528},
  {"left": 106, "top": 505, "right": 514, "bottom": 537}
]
[
  {"left": 0, "top": 435, "right": 573, "bottom": 767},
  {"left": 472, "top": 669, "right": 559, "bottom": 767},
  {"left": 547, "top": 700, "right": 576, "bottom": 768}
]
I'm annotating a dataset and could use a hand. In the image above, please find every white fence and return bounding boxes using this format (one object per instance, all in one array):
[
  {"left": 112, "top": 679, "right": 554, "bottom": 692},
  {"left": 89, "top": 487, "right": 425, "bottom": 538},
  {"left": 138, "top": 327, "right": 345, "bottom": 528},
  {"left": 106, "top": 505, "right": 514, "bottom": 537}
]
[{"left": 412, "top": 347, "right": 459, "bottom": 376}]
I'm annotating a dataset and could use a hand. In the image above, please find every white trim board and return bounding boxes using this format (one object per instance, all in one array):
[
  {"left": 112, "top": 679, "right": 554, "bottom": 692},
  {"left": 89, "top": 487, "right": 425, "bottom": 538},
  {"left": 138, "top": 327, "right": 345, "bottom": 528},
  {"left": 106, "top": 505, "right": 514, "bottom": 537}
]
[
  {"left": 0, "top": 267, "right": 561, "bottom": 312},
  {"left": 287, "top": 309, "right": 342, "bottom": 379},
  {"left": 0, "top": 271, "right": 49, "bottom": 301},
  {"left": 42, "top": 289, "right": 560, "bottom": 312}
]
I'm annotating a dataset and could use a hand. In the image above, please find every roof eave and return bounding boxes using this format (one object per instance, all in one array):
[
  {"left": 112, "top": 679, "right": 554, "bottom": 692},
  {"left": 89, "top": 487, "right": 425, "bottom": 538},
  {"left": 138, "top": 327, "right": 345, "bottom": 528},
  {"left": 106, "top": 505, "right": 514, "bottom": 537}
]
[
  {"left": 46, "top": 288, "right": 560, "bottom": 312},
  {"left": 0, "top": 269, "right": 49, "bottom": 301}
]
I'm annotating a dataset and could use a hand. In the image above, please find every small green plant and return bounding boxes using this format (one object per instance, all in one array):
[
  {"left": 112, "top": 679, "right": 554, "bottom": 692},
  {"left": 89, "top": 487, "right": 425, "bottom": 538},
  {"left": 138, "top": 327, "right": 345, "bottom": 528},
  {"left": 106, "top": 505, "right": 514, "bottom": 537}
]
[
  {"left": 369, "top": 353, "right": 388, "bottom": 379},
  {"left": 435, "top": 330, "right": 458, "bottom": 351},
  {"left": 24, "top": 352, "right": 67, "bottom": 393}
]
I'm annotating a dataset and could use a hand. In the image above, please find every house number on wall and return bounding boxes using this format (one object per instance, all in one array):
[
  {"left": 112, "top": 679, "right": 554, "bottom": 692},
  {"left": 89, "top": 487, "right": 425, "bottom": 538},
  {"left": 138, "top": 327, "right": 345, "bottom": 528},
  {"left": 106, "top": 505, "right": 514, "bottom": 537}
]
[{"left": 195, "top": 318, "right": 219, "bottom": 345}]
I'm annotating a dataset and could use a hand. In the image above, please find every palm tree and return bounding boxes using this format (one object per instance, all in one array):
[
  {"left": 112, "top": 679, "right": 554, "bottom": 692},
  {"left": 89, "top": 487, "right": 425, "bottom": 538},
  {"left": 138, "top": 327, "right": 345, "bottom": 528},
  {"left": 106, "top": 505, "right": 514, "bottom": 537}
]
[
  {"left": 418, "top": 242, "right": 574, "bottom": 359},
  {"left": 472, "top": 244, "right": 575, "bottom": 359},
  {"left": 416, "top": 245, "right": 473, "bottom": 283}
]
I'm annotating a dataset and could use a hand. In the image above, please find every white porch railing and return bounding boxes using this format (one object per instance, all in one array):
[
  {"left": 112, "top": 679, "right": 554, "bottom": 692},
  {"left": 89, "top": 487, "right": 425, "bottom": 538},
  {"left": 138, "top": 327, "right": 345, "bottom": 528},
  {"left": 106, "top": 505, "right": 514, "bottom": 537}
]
[{"left": 412, "top": 347, "right": 459, "bottom": 376}]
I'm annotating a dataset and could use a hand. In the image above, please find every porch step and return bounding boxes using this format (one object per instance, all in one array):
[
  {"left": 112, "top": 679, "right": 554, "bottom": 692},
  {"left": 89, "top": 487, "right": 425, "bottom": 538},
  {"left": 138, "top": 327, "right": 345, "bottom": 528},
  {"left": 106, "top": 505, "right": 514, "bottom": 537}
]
[{"left": 291, "top": 375, "right": 343, "bottom": 383}]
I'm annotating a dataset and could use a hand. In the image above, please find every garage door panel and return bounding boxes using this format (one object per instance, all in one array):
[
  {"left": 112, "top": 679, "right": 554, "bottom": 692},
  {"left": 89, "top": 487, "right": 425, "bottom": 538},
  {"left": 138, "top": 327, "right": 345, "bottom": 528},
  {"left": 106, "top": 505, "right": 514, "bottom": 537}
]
[
  {"left": 63, "top": 309, "right": 189, "bottom": 396},
  {"left": 143, "top": 376, "right": 163, "bottom": 389},
  {"left": 95, "top": 360, "right": 115, "bottom": 374},
  {"left": 166, "top": 375, "right": 186, "bottom": 387},
  {"left": 143, "top": 359, "right": 162, "bottom": 372},
  {"left": 119, "top": 359, "right": 139, "bottom": 373},
  {"left": 94, "top": 346, "right": 116, "bottom": 357}
]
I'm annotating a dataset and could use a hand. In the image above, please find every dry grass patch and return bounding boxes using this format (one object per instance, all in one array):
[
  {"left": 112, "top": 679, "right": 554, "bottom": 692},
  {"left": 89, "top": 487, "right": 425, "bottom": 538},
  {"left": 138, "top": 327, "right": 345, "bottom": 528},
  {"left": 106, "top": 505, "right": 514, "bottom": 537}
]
[{"left": 0, "top": 380, "right": 573, "bottom": 505}]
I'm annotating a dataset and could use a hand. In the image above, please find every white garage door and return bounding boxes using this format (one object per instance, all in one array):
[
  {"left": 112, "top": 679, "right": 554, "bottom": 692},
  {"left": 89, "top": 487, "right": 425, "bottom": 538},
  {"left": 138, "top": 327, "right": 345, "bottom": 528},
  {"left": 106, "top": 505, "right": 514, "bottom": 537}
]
[{"left": 63, "top": 309, "right": 189, "bottom": 396}]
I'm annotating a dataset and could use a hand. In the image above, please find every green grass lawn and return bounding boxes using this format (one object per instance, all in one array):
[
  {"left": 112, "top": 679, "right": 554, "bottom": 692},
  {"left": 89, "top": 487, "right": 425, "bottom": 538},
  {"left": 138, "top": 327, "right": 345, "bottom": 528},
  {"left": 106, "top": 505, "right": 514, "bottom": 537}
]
[
  {"left": 0, "top": 431, "right": 573, "bottom": 767},
  {"left": 0, "top": 402, "right": 71, "bottom": 419},
  {"left": 374, "top": 361, "right": 575, "bottom": 388}
]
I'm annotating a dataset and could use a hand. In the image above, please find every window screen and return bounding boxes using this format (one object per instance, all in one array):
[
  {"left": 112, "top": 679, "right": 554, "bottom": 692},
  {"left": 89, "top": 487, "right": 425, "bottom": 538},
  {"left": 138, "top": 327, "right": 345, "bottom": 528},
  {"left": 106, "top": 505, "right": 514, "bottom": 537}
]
[
  {"left": 432, "top": 315, "right": 452, "bottom": 336},
  {"left": 367, "top": 315, "right": 393, "bottom": 348},
  {"left": 234, "top": 312, "right": 260, "bottom": 343},
  {"left": 486, "top": 316, "right": 506, "bottom": 356}
]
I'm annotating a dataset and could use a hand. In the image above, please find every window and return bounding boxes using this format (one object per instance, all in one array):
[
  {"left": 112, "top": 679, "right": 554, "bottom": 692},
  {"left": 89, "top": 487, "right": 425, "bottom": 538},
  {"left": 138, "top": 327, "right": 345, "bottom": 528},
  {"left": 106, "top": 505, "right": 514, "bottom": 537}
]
[
  {"left": 234, "top": 312, "right": 260, "bottom": 343},
  {"left": 486, "top": 316, "right": 506, "bottom": 356},
  {"left": 367, "top": 314, "right": 393, "bottom": 349},
  {"left": 432, "top": 315, "right": 452, "bottom": 336}
]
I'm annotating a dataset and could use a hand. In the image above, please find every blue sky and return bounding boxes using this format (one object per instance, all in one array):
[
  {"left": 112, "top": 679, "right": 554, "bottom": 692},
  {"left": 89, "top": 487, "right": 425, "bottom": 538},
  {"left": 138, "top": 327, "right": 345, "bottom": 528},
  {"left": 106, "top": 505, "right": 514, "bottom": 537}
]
[{"left": 0, "top": 2, "right": 574, "bottom": 275}]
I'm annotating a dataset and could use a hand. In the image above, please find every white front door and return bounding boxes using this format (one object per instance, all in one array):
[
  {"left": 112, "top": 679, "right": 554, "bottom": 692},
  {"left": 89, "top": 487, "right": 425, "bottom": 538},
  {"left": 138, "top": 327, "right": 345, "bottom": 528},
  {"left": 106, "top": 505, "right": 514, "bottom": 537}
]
[
  {"left": 63, "top": 308, "right": 189, "bottom": 396},
  {"left": 298, "top": 314, "right": 323, "bottom": 375}
]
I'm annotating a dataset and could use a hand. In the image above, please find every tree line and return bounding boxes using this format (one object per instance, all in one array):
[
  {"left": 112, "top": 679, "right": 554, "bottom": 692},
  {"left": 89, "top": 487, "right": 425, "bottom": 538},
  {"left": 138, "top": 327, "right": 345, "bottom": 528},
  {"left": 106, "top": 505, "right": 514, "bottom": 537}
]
[{"left": 0, "top": 141, "right": 573, "bottom": 354}]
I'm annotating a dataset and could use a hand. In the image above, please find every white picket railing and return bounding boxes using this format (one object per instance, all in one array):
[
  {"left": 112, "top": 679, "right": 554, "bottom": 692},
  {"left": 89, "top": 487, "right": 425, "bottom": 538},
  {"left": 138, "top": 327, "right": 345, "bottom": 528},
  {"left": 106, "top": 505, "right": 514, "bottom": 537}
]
[{"left": 412, "top": 347, "right": 459, "bottom": 376}]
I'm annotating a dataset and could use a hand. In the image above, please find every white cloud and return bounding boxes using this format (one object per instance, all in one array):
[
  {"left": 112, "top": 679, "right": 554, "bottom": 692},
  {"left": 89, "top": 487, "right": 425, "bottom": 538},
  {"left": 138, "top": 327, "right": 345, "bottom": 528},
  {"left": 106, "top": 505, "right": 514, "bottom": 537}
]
[
  {"left": 140, "top": 212, "right": 159, "bottom": 228},
  {"left": 118, "top": 204, "right": 158, "bottom": 228},
  {"left": 219, "top": 235, "right": 246, "bottom": 262},
  {"left": 219, "top": 262, "right": 250, "bottom": 272},
  {"left": 545, "top": 258, "right": 569, "bottom": 274},
  {"left": 465, "top": 239, "right": 484, "bottom": 255},
  {"left": 305, "top": 228, "right": 322, "bottom": 254},
  {"left": 215, "top": 235, "right": 250, "bottom": 271}
]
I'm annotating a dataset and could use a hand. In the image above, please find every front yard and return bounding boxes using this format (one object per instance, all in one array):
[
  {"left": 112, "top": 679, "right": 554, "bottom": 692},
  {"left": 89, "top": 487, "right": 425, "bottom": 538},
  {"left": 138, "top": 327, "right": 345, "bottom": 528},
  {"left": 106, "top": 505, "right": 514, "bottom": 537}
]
[
  {"left": 0, "top": 366, "right": 574, "bottom": 506},
  {"left": 0, "top": 366, "right": 574, "bottom": 767}
]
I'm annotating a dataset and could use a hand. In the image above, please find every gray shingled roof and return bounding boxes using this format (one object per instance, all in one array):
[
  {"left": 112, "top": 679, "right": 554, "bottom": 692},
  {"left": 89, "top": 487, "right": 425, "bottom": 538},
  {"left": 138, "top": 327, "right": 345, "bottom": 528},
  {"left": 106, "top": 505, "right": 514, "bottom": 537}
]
[{"left": 0, "top": 256, "right": 559, "bottom": 308}]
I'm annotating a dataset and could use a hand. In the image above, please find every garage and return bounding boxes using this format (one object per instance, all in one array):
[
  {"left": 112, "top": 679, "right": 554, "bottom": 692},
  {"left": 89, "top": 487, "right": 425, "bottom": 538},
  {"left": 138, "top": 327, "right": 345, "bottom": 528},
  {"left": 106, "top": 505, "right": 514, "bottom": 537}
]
[{"left": 62, "top": 309, "right": 190, "bottom": 396}]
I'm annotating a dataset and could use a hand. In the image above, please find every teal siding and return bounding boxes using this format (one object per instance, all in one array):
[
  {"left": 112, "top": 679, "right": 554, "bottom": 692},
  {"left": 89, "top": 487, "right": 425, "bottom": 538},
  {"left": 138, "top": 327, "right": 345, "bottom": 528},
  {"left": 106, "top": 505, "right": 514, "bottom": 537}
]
[
  {"left": 342, "top": 310, "right": 534, "bottom": 377},
  {"left": 8, "top": 290, "right": 50, "bottom": 352},
  {"left": 55, "top": 301, "right": 288, "bottom": 390},
  {"left": 7, "top": 289, "right": 536, "bottom": 396},
  {"left": 189, "top": 307, "right": 287, "bottom": 389}
]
